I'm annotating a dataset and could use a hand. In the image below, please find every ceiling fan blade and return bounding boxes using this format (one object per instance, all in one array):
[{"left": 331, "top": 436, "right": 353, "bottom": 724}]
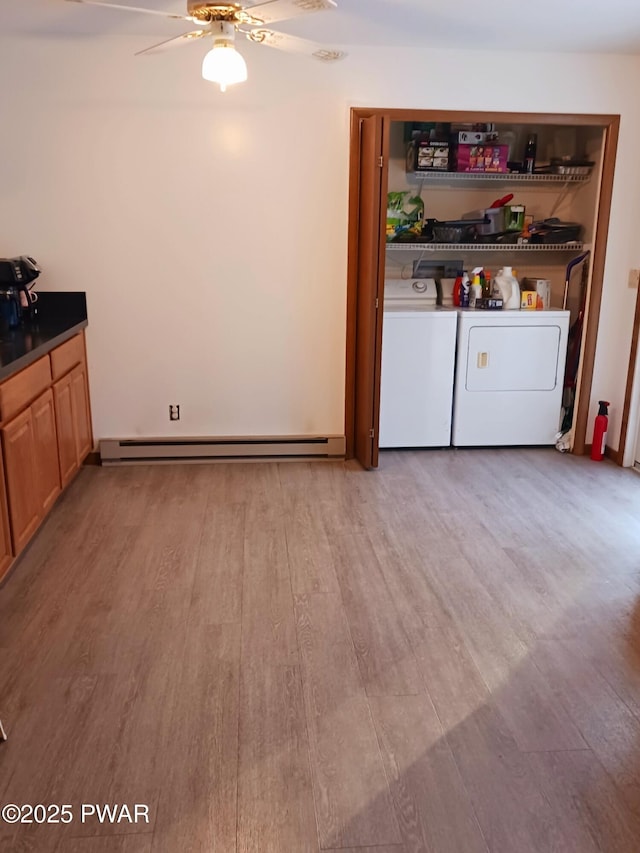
[
  {"left": 65, "top": 0, "right": 194, "bottom": 23},
  {"left": 134, "top": 29, "right": 208, "bottom": 56},
  {"left": 247, "top": 28, "right": 346, "bottom": 61},
  {"left": 239, "top": 0, "right": 337, "bottom": 26}
]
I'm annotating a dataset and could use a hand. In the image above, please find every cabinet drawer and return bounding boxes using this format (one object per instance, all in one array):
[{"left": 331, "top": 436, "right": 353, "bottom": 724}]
[
  {"left": 50, "top": 333, "right": 84, "bottom": 381},
  {"left": 0, "top": 356, "right": 52, "bottom": 423}
]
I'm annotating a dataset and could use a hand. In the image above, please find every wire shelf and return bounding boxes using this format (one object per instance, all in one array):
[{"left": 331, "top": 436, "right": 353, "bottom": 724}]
[
  {"left": 386, "top": 242, "right": 586, "bottom": 253},
  {"left": 406, "top": 172, "right": 590, "bottom": 185}
]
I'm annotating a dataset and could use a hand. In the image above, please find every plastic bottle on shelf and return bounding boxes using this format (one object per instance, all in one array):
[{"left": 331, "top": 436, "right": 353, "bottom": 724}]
[
  {"left": 524, "top": 133, "right": 538, "bottom": 174},
  {"left": 453, "top": 271, "right": 463, "bottom": 307},
  {"left": 495, "top": 266, "right": 520, "bottom": 309},
  {"left": 470, "top": 273, "right": 482, "bottom": 308},
  {"left": 482, "top": 269, "right": 491, "bottom": 298},
  {"left": 460, "top": 272, "right": 470, "bottom": 308}
]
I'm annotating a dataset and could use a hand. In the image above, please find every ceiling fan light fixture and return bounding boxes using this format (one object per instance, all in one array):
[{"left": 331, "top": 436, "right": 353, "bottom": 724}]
[{"left": 202, "top": 20, "right": 247, "bottom": 92}]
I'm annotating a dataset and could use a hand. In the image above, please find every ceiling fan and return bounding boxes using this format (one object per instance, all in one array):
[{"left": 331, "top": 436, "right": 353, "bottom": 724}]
[{"left": 65, "top": 0, "right": 346, "bottom": 91}]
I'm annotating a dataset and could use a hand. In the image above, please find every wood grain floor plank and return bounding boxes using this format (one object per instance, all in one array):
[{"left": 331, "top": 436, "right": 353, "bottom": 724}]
[
  {"left": 570, "top": 614, "right": 640, "bottom": 721},
  {"left": 445, "top": 703, "right": 588, "bottom": 853},
  {"left": 324, "top": 846, "right": 406, "bottom": 853},
  {"left": 505, "top": 544, "right": 637, "bottom": 640},
  {"left": 0, "top": 675, "right": 99, "bottom": 852},
  {"left": 408, "top": 622, "right": 490, "bottom": 732},
  {"left": 241, "top": 501, "right": 298, "bottom": 668},
  {"left": 419, "top": 542, "right": 586, "bottom": 752},
  {"left": 527, "top": 748, "right": 640, "bottom": 853},
  {"left": 208, "top": 462, "right": 283, "bottom": 508},
  {"left": 237, "top": 664, "right": 318, "bottom": 853},
  {"left": 58, "top": 522, "right": 200, "bottom": 681},
  {"left": 57, "top": 835, "right": 153, "bottom": 852},
  {"left": 284, "top": 500, "right": 341, "bottom": 595},
  {"left": 152, "top": 623, "right": 240, "bottom": 853},
  {"left": 456, "top": 538, "right": 558, "bottom": 644},
  {"left": 294, "top": 593, "right": 400, "bottom": 849},
  {"left": 277, "top": 461, "right": 347, "bottom": 506},
  {"left": 329, "top": 533, "right": 421, "bottom": 697},
  {"left": 191, "top": 501, "right": 245, "bottom": 625},
  {"left": 532, "top": 638, "right": 640, "bottom": 815},
  {"left": 367, "top": 511, "right": 453, "bottom": 637},
  {"left": 370, "top": 694, "right": 489, "bottom": 853},
  {"left": 0, "top": 524, "right": 135, "bottom": 716}
]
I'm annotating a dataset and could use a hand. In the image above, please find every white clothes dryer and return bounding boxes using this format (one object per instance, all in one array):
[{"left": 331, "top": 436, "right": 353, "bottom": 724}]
[{"left": 452, "top": 309, "right": 570, "bottom": 446}]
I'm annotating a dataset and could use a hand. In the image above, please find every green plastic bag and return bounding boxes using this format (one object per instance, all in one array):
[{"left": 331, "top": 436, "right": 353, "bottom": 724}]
[{"left": 386, "top": 191, "right": 424, "bottom": 242}]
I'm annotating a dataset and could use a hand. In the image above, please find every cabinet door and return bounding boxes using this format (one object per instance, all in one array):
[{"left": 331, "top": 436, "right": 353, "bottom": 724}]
[
  {"left": 2, "top": 408, "right": 40, "bottom": 556},
  {"left": 54, "top": 373, "right": 77, "bottom": 487},
  {"left": 32, "top": 389, "right": 61, "bottom": 515},
  {"left": 70, "top": 364, "right": 92, "bottom": 464},
  {"left": 0, "top": 452, "right": 14, "bottom": 580}
]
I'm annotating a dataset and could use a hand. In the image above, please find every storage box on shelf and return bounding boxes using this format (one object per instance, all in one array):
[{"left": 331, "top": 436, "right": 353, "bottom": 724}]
[
  {"left": 453, "top": 143, "right": 509, "bottom": 173},
  {"left": 406, "top": 139, "right": 450, "bottom": 172}
]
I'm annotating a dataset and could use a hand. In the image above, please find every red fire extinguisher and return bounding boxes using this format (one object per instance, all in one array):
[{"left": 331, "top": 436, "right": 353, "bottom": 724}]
[{"left": 590, "top": 400, "right": 609, "bottom": 461}]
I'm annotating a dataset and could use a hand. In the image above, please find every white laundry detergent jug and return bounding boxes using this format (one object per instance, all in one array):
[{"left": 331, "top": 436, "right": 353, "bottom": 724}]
[{"left": 495, "top": 266, "right": 520, "bottom": 310}]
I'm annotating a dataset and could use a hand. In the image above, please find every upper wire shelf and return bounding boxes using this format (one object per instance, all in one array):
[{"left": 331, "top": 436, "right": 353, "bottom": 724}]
[{"left": 406, "top": 171, "right": 590, "bottom": 185}]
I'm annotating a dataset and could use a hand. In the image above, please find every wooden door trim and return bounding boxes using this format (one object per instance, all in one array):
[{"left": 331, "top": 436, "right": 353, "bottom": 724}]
[
  {"left": 346, "top": 110, "right": 389, "bottom": 464},
  {"left": 571, "top": 115, "right": 620, "bottom": 455},
  {"left": 617, "top": 280, "right": 640, "bottom": 466},
  {"left": 358, "top": 109, "right": 619, "bottom": 127},
  {"left": 345, "top": 108, "right": 363, "bottom": 459},
  {"left": 345, "top": 107, "right": 620, "bottom": 459}
]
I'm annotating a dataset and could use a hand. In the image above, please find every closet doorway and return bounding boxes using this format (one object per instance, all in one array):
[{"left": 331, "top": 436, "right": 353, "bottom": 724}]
[{"left": 345, "top": 108, "right": 619, "bottom": 469}]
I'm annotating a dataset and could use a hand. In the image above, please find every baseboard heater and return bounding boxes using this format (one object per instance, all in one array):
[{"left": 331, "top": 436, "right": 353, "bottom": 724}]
[{"left": 99, "top": 435, "right": 346, "bottom": 465}]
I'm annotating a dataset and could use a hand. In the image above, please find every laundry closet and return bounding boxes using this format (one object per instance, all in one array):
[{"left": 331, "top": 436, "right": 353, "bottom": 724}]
[{"left": 346, "top": 109, "right": 619, "bottom": 469}]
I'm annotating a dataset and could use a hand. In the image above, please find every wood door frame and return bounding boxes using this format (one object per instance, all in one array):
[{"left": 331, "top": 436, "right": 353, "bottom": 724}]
[
  {"left": 345, "top": 108, "right": 620, "bottom": 460},
  {"left": 617, "top": 279, "right": 640, "bottom": 465}
]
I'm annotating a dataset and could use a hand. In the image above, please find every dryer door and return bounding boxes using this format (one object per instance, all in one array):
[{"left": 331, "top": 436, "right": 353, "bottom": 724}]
[{"left": 465, "top": 324, "right": 562, "bottom": 392}]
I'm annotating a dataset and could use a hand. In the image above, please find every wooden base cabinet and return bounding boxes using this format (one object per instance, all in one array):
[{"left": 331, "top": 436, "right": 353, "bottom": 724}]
[
  {"left": 2, "top": 389, "right": 62, "bottom": 557},
  {"left": 53, "top": 362, "right": 92, "bottom": 487},
  {"left": 2, "top": 406, "right": 41, "bottom": 556},
  {"left": 32, "top": 389, "right": 62, "bottom": 515},
  {"left": 71, "top": 363, "right": 92, "bottom": 465},
  {"left": 0, "top": 330, "right": 93, "bottom": 573},
  {"left": 53, "top": 372, "right": 77, "bottom": 488},
  {"left": 0, "top": 454, "right": 14, "bottom": 582}
]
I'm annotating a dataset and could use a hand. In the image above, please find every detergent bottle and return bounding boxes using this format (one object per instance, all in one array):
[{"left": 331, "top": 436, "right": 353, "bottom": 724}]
[{"left": 495, "top": 266, "right": 520, "bottom": 310}]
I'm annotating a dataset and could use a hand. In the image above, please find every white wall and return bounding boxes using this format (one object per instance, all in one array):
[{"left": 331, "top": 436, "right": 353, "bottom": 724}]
[{"left": 0, "top": 36, "right": 639, "bottom": 446}]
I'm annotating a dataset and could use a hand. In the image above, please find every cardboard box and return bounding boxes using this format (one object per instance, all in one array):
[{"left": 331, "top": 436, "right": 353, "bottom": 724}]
[
  {"left": 520, "top": 290, "right": 539, "bottom": 310},
  {"left": 454, "top": 144, "right": 509, "bottom": 173},
  {"left": 505, "top": 204, "right": 526, "bottom": 232},
  {"left": 475, "top": 297, "right": 504, "bottom": 310},
  {"left": 407, "top": 140, "right": 450, "bottom": 172},
  {"left": 452, "top": 131, "right": 491, "bottom": 144}
]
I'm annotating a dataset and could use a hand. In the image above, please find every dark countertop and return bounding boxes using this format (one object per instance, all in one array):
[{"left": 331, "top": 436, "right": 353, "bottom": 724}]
[{"left": 0, "top": 292, "right": 88, "bottom": 382}]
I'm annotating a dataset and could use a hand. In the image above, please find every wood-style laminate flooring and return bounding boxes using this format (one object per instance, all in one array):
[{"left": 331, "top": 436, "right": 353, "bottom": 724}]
[{"left": 1, "top": 449, "right": 640, "bottom": 851}]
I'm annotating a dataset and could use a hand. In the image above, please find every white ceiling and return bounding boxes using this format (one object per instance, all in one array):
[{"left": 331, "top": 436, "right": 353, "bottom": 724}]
[{"left": 2, "top": 0, "right": 640, "bottom": 54}]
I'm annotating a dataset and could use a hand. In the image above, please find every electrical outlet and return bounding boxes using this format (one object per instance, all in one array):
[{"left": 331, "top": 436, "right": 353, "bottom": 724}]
[
  {"left": 628, "top": 269, "right": 640, "bottom": 290},
  {"left": 169, "top": 404, "right": 180, "bottom": 421}
]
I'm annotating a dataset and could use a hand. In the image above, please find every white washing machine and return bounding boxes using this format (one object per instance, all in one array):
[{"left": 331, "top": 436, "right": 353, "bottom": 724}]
[
  {"left": 452, "top": 309, "right": 570, "bottom": 446},
  {"left": 380, "top": 280, "right": 458, "bottom": 448}
]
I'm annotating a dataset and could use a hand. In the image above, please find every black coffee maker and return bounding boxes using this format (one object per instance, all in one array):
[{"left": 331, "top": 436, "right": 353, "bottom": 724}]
[{"left": 0, "top": 256, "right": 40, "bottom": 327}]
